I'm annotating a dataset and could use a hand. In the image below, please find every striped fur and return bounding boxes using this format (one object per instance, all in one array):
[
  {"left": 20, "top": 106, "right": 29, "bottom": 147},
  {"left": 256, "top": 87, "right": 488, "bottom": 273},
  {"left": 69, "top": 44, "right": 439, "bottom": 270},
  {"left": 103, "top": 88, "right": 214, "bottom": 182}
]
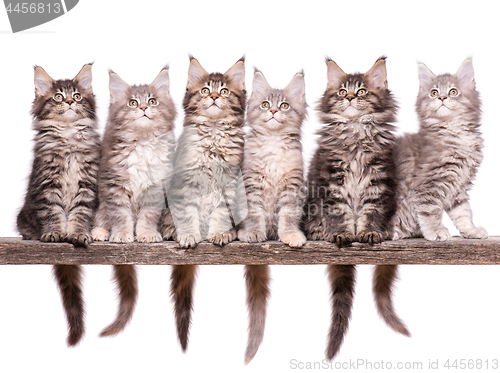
[
  {"left": 17, "top": 64, "right": 100, "bottom": 346},
  {"left": 391, "top": 58, "right": 487, "bottom": 241},
  {"left": 303, "top": 57, "right": 408, "bottom": 359},
  {"left": 238, "top": 70, "right": 307, "bottom": 363},
  {"left": 91, "top": 67, "right": 177, "bottom": 337},
  {"left": 169, "top": 57, "right": 247, "bottom": 352}
]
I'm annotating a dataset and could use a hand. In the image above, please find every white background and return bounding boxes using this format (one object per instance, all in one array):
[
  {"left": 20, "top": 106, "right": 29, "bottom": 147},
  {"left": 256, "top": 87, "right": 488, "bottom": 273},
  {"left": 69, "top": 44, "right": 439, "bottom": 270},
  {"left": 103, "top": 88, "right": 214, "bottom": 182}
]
[{"left": 0, "top": 1, "right": 499, "bottom": 372}]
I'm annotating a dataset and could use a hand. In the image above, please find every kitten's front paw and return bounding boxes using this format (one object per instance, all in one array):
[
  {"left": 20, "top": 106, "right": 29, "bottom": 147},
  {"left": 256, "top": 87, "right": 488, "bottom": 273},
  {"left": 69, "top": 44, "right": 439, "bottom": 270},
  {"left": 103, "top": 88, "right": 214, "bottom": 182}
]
[
  {"left": 280, "top": 231, "right": 306, "bottom": 248},
  {"left": 178, "top": 233, "right": 201, "bottom": 248},
  {"left": 238, "top": 229, "right": 266, "bottom": 243},
  {"left": 67, "top": 232, "right": 92, "bottom": 248},
  {"left": 41, "top": 231, "right": 65, "bottom": 243},
  {"left": 137, "top": 229, "right": 163, "bottom": 243},
  {"left": 461, "top": 226, "right": 488, "bottom": 239},
  {"left": 109, "top": 231, "right": 134, "bottom": 243},
  {"left": 424, "top": 228, "right": 450, "bottom": 242},
  {"left": 208, "top": 231, "right": 234, "bottom": 246},
  {"left": 325, "top": 232, "right": 354, "bottom": 247},
  {"left": 356, "top": 230, "right": 384, "bottom": 245},
  {"left": 91, "top": 227, "right": 110, "bottom": 242}
]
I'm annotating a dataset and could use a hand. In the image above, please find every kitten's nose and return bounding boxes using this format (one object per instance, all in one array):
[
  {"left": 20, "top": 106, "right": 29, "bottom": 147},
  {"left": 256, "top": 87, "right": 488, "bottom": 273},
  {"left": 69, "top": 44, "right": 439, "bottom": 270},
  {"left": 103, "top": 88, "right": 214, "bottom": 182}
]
[
  {"left": 140, "top": 106, "right": 148, "bottom": 112},
  {"left": 270, "top": 109, "right": 278, "bottom": 115},
  {"left": 439, "top": 96, "right": 447, "bottom": 102},
  {"left": 66, "top": 99, "right": 74, "bottom": 105},
  {"left": 346, "top": 95, "right": 355, "bottom": 102},
  {"left": 211, "top": 93, "right": 219, "bottom": 100}
]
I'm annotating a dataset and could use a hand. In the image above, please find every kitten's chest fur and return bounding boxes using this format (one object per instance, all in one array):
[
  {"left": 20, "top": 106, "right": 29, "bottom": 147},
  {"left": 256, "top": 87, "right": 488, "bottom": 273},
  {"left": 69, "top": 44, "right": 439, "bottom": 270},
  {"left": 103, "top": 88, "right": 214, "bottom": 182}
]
[{"left": 196, "top": 121, "right": 244, "bottom": 164}]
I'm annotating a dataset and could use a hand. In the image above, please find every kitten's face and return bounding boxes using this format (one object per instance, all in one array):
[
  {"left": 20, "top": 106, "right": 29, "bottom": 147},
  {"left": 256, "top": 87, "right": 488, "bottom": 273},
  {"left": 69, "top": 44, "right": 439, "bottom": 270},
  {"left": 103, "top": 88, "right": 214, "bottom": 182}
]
[
  {"left": 184, "top": 58, "right": 246, "bottom": 120},
  {"left": 320, "top": 58, "right": 389, "bottom": 120},
  {"left": 32, "top": 64, "right": 95, "bottom": 122},
  {"left": 109, "top": 67, "right": 173, "bottom": 128},
  {"left": 417, "top": 58, "right": 478, "bottom": 120},
  {"left": 247, "top": 71, "right": 306, "bottom": 131}
]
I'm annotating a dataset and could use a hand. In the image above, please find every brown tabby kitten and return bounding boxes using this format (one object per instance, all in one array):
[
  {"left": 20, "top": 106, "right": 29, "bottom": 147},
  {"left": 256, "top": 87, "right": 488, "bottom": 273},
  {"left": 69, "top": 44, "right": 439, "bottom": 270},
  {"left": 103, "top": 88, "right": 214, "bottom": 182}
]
[
  {"left": 303, "top": 57, "right": 409, "bottom": 360},
  {"left": 167, "top": 56, "right": 246, "bottom": 352},
  {"left": 17, "top": 64, "right": 100, "bottom": 346},
  {"left": 92, "top": 67, "right": 176, "bottom": 337}
]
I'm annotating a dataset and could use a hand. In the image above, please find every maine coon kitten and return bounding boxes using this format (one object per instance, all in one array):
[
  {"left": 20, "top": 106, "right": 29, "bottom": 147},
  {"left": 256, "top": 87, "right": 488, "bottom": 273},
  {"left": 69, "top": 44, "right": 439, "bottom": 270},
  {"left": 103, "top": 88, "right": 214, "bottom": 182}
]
[
  {"left": 303, "top": 57, "right": 409, "bottom": 360},
  {"left": 391, "top": 58, "right": 487, "bottom": 242},
  {"left": 238, "top": 69, "right": 307, "bottom": 363},
  {"left": 168, "top": 57, "right": 246, "bottom": 352},
  {"left": 17, "top": 64, "right": 100, "bottom": 346},
  {"left": 91, "top": 67, "right": 177, "bottom": 337}
]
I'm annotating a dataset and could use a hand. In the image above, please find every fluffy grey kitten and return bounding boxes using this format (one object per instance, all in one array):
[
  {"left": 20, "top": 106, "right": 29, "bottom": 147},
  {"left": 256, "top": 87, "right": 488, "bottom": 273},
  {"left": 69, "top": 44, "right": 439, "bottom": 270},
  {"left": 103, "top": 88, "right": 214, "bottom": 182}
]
[
  {"left": 238, "top": 69, "right": 307, "bottom": 363},
  {"left": 391, "top": 58, "right": 487, "bottom": 241},
  {"left": 168, "top": 57, "right": 246, "bottom": 352},
  {"left": 91, "top": 67, "right": 177, "bottom": 337},
  {"left": 303, "top": 57, "right": 409, "bottom": 360},
  {"left": 17, "top": 64, "right": 100, "bottom": 346}
]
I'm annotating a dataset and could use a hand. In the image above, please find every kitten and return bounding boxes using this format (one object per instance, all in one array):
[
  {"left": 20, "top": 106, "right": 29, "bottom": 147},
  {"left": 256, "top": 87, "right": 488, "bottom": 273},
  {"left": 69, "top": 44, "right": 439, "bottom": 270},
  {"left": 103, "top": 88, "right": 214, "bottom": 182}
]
[
  {"left": 168, "top": 56, "right": 246, "bottom": 352},
  {"left": 91, "top": 67, "right": 177, "bottom": 337},
  {"left": 17, "top": 64, "right": 100, "bottom": 346},
  {"left": 391, "top": 58, "right": 487, "bottom": 241},
  {"left": 303, "top": 57, "right": 409, "bottom": 360},
  {"left": 238, "top": 69, "right": 307, "bottom": 363}
]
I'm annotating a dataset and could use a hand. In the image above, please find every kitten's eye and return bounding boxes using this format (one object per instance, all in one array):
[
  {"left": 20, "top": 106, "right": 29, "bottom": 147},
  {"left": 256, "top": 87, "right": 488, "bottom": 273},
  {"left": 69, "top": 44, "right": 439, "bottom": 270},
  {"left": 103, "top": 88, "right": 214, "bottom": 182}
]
[
  {"left": 280, "top": 102, "right": 290, "bottom": 110},
  {"left": 356, "top": 89, "right": 367, "bottom": 96},
  {"left": 449, "top": 88, "right": 459, "bottom": 97},
  {"left": 73, "top": 93, "right": 82, "bottom": 101},
  {"left": 430, "top": 89, "right": 439, "bottom": 97},
  {"left": 54, "top": 94, "right": 64, "bottom": 102},
  {"left": 201, "top": 88, "right": 210, "bottom": 95},
  {"left": 148, "top": 98, "right": 157, "bottom": 106},
  {"left": 220, "top": 88, "right": 229, "bottom": 95},
  {"left": 129, "top": 99, "right": 138, "bottom": 107},
  {"left": 338, "top": 89, "right": 347, "bottom": 97},
  {"left": 261, "top": 101, "right": 270, "bottom": 109}
]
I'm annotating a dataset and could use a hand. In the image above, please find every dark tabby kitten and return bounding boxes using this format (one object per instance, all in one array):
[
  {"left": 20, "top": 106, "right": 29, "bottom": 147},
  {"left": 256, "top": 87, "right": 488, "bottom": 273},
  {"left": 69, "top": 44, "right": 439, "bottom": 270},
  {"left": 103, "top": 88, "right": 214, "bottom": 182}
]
[
  {"left": 168, "top": 56, "right": 246, "bottom": 352},
  {"left": 92, "top": 67, "right": 177, "bottom": 338},
  {"left": 17, "top": 64, "right": 100, "bottom": 346},
  {"left": 238, "top": 69, "right": 307, "bottom": 363},
  {"left": 303, "top": 57, "right": 409, "bottom": 359}
]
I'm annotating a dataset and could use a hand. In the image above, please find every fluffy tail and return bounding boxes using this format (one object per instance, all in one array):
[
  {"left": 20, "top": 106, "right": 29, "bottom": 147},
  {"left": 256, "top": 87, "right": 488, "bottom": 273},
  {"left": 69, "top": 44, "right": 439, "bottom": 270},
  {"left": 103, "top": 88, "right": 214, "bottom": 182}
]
[
  {"left": 171, "top": 264, "right": 198, "bottom": 352},
  {"left": 99, "top": 265, "right": 138, "bottom": 337},
  {"left": 373, "top": 265, "right": 410, "bottom": 337},
  {"left": 326, "top": 264, "right": 356, "bottom": 360},
  {"left": 244, "top": 265, "right": 271, "bottom": 364},
  {"left": 53, "top": 264, "right": 85, "bottom": 346}
]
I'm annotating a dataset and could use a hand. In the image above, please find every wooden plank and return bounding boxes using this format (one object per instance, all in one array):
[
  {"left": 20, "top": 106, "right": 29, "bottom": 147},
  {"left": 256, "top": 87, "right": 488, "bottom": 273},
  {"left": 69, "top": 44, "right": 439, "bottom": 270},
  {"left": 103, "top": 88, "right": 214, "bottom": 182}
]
[{"left": 0, "top": 237, "right": 499, "bottom": 265}]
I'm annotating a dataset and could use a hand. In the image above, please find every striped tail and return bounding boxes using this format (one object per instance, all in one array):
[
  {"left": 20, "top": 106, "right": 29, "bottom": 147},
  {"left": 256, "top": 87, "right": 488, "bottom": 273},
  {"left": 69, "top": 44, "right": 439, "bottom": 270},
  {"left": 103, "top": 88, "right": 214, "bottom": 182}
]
[
  {"left": 373, "top": 265, "right": 410, "bottom": 337},
  {"left": 100, "top": 264, "right": 138, "bottom": 337},
  {"left": 53, "top": 264, "right": 85, "bottom": 346},
  {"left": 326, "top": 264, "right": 356, "bottom": 360},
  {"left": 244, "top": 264, "right": 271, "bottom": 364},
  {"left": 171, "top": 264, "right": 198, "bottom": 351}
]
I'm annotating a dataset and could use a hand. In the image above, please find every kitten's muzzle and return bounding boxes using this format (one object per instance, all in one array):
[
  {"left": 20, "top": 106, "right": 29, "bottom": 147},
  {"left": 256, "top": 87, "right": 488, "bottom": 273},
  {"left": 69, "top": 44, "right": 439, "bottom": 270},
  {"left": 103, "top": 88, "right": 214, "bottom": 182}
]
[{"left": 438, "top": 96, "right": 447, "bottom": 102}]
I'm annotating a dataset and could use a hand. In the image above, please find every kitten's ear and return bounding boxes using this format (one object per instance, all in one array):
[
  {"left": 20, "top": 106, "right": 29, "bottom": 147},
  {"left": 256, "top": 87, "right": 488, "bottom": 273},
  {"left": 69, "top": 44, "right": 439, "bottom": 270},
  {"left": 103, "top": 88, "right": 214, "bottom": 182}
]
[
  {"left": 366, "top": 57, "right": 388, "bottom": 90},
  {"left": 284, "top": 72, "right": 306, "bottom": 104},
  {"left": 108, "top": 70, "right": 130, "bottom": 104},
  {"left": 251, "top": 69, "right": 271, "bottom": 97},
  {"left": 326, "top": 59, "right": 345, "bottom": 89},
  {"left": 455, "top": 58, "right": 475, "bottom": 90},
  {"left": 152, "top": 66, "right": 170, "bottom": 97},
  {"left": 225, "top": 57, "right": 245, "bottom": 90},
  {"left": 417, "top": 62, "right": 436, "bottom": 91},
  {"left": 187, "top": 57, "right": 208, "bottom": 89},
  {"left": 73, "top": 63, "right": 93, "bottom": 91},
  {"left": 34, "top": 66, "right": 53, "bottom": 96}
]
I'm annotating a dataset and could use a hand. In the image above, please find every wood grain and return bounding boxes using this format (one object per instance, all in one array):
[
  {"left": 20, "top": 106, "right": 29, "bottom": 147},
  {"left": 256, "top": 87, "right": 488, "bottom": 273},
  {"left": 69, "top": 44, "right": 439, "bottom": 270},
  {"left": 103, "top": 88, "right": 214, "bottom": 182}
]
[{"left": 0, "top": 237, "right": 499, "bottom": 265}]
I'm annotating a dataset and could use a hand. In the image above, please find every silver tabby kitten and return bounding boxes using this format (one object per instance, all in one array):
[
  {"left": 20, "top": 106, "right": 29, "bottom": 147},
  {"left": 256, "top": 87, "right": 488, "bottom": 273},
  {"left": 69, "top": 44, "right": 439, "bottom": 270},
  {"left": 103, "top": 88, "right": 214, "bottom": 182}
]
[
  {"left": 91, "top": 67, "right": 177, "bottom": 337},
  {"left": 168, "top": 57, "right": 246, "bottom": 352},
  {"left": 303, "top": 57, "right": 409, "bottom": 360},
  {"left": 17, "top": 64, "right": 100, "bottom": 346},
  {"left": 238, "top": 69, "right": 307, "bottom": 363},
  {"left": 391, "top": 58, "right": 487, "bottom": 241}
]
